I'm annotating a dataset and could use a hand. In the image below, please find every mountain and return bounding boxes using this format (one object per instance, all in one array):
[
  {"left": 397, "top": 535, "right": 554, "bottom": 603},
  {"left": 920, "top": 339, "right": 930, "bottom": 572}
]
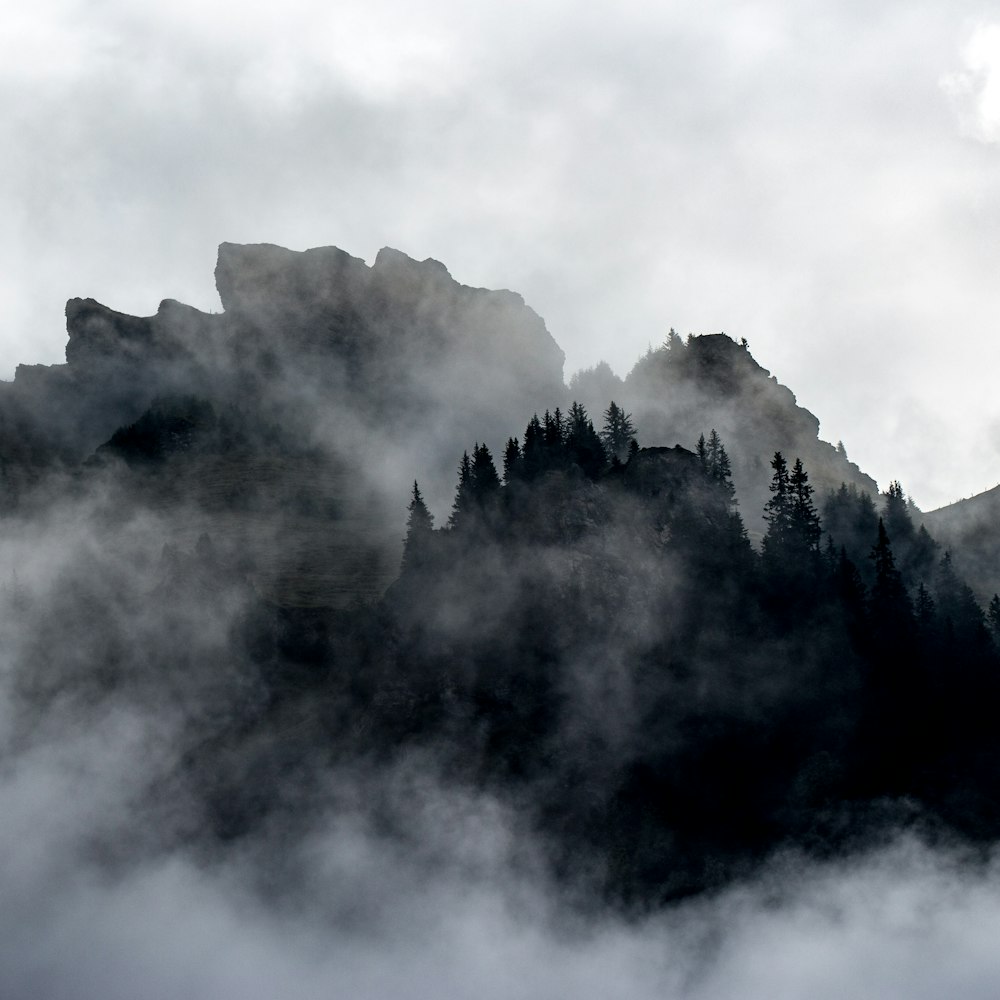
[
  {"left": 5, "top": 240, "right": 1000, "bottom": 940},
  {"left": 0, "top": 243, "right": 567, "bottom": 605},
  {"left": 923, "top": 485, "right": 1000, "bottom": 601},
  {"left": 569, "top": 333, "right": 877, "bottom": 538},
  {"left": 0, "top": 240, "right": 887, "bottom": 607}
]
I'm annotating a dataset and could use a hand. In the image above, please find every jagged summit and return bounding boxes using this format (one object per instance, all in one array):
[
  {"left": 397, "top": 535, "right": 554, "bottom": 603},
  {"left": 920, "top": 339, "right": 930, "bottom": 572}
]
[{"left": 0, "top": 240, "right": 912, "bottom": 602}]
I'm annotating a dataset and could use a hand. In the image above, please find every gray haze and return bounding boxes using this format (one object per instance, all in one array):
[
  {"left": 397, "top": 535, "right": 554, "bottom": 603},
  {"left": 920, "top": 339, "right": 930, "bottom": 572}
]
[
  {"left": 5, "top": 3, "right": 1000, "bottom": 996},
  {"left": 4, "top": 2, "right": 1000, "bottom": 509}
]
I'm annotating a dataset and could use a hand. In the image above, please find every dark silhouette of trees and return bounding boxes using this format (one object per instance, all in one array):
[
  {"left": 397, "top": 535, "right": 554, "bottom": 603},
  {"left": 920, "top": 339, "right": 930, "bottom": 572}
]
[
  {"left": 762, "top": 451, "right": 792, "bottom": 562},
  {"left": 471, "top": 443, "right": 501, "bottom": 504},
  {"left": 868, "top": 517, "right": 911, "bottom": 629},
  {"left": 448, "top": 451, "right": 474, "bottom": 528},
  {"left": 701, "top": 429, "right": 736, "bottom": 506},
  {"left": 989, "top": 594, "right": 1000, "bottom": 644},
  {"left": 522, "top": 415, "right": 545, "bottom": 480},
  {"left": 789, "top": 458, "right": 821, "bottom": 558},
  {"left": 823, "top": 483, "right": 879, "bottom": 572},
  {"left": 402, "top": 481, "right": 434, "bottom": 572},
  {"left": 565, "top": 401, "right": 606, "bottom": 479},
  {"left": 600, "top": 402, "right": 636, "bottom": 462},
  {"left": 503, "top": 437, "right": 522, "bottom": 484}
]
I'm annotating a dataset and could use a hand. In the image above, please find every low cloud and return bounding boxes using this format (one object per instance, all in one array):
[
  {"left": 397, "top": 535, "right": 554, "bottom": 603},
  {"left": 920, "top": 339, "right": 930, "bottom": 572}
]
[{"left": 941, "top": 23, "right": 1000, "bottom": 143}]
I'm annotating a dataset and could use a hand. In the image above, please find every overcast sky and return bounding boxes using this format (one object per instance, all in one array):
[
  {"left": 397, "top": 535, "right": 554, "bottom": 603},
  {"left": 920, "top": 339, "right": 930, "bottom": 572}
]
[{"left": 3, "top": 0, "right": 1000, "bottom": 509}]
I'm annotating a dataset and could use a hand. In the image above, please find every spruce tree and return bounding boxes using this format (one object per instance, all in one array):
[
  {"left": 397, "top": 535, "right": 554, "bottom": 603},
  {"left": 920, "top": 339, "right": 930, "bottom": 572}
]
[
  {"left": 600, "top": 402, "right": 636, "bottom": 462},
  {"left": 789, "top": 458, "right": 821, "bottom": 556},
  {"left": 566, "top": 401, "right": 606, "bottom": 478},
  {"left": 705, "top": 429, "right": 737, "bottom": 506},
  {"left": 402, "top": 481, "right": 435, "bottom": 572},
  {"left": 869, "top": 518, "right": 911, "bottom": 627},
  {"left": 471, "top": 442, "right": 501, "bottom": 503},
  {"left": 522, "top": 415, "right": 544, "bottom": 480},
  {"left": 448, "top": 451, "right": 474, "bottom": 528},
  {"left": 988, "top": 594, "right": 1000, "bottom": 643},
  {"left": 503, "top": 437, "right": 522, "bottom": 484},
  {"left": 762, "top": 452, "right": 792, "bottom": 565}
]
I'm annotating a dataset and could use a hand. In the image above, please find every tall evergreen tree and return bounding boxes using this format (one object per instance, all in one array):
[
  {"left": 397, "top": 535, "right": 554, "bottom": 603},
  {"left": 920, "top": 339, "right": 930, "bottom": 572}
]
[
  {"left": 789, "top": 458, "right": 821, "bottom": 556},
  {"left": 664, "top": 327, "right": 684, "bottom": 352},
  {"left": 869, "top": 517, "right": 911, "bottom": 628},
  {"left": 883, "top": 481, "right": 914, "bottom": 548},
  {"left": 402, "top": 481, "right": 435, "bottom": 572},
  {"left": 934, "top": 551, "right": 984, "bottom": 643},
  {"left": 988, "top": 594, "right": 1000, "bottom": 644},
  {"left": 471, "top": 442, "right": 501, "bottom": 503},
  {"left": 762, "top": 452, "right": 792, "bottom": 565},
  {"left": 503, "top": 437, "right": 522, "bottom": 484},
  {"left": 600, "top": 402, "right": 636, "bottom": 462},
  {"left": 522, "top": 415, "right": 545, "bottom": 480},
  {"left": 566, "top": 401, "right": 606, "bottom": 479},
  {"left": 696, "top": 433, "right": 708, "bottom": 471},
  {"left": 705, "top": 429, "right": 737, "bottom": 506},
  {"left": 448, "top": 451, "right": 474, "bottom": 528}
]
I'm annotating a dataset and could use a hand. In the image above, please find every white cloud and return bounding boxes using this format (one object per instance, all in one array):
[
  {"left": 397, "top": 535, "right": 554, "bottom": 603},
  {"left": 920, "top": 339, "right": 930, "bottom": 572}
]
[{"left": 942, "top": 23, "right": 1000, "bottom": 142}]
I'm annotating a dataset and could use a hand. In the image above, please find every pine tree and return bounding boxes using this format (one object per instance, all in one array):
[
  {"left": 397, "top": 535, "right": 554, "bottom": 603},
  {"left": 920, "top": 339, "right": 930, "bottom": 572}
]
[
  {"left": 789, "top": 458, "right": 821, "bottom": 556},
  {"left": 448, "top": 451, "right": 474, "bottom": 528},
  {"left": 704, "top": 429, "right": 737, "bottom": 506},
  {"left": 664, "top": 327, "right": 684, "bottom": 352},
  {"left": 471, "top": 442, "right": 500, "bottom": 503},
  {"left": 869, "top": 518, "right": 911, "bottom": 626},
  {"left": 762, "top": 452, "right": 792, "bottom": 564},
  {"left": 988, "top": 594, "right": 1000, "bottom": 643},
  {"left": 566, "top": 401, "right": 606, "bottom": 479},
  {"left": 522, "top": 415, "right": 544, "bottom": 480},
  {"left": 600, "top": 402, "right": 636, "bottom": 462},
  {"left": 883, "top": 481, "right": 914, "bottom": 549},
  {"left": 402, "top": 481, "right": 435, "bottom": 572},
  {"left": 503, "top": 437, "right": 522, "bottom": 484},
  {"left": 934, "top": 551, "right": 984, "bottom": 643}
]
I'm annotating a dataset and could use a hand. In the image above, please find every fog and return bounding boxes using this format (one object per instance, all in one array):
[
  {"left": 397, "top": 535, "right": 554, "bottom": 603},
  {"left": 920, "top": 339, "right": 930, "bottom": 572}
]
[
  {"left": 5, "top": 1, "right": 1000, "bottom": 507},
  {"left": 5, "top": 695, "right": 1000, "bottom": 999},
  {"left": 0, "top": 417, "right": 998, "bottom": 997},
  {"left": 5, "top": 2, "right": 1000, "bottom": 993}
]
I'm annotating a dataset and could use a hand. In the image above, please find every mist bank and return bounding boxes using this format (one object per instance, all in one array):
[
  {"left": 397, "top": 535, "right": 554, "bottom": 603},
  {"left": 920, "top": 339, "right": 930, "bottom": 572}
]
[{"left": 3, "top": 241, "right": 1000, "bottom": 993}]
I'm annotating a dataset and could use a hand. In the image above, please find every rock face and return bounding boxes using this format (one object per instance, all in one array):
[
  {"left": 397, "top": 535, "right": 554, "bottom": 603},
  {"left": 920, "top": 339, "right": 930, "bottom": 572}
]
[
  {"left": 0, "top": 243, "right": 569, "bottom": 605},
  {"left": 571, "top": 334, "right": 877, "bottom": 536},
  {"left": 0, "top": 241, "right": 891, "bottom": 603}
]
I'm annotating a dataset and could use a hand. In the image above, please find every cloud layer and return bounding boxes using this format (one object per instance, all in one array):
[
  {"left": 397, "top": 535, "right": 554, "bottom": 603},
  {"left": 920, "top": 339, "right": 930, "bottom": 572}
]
[{"left": 2, "top": 3, "right": 999, "bottom": 505}]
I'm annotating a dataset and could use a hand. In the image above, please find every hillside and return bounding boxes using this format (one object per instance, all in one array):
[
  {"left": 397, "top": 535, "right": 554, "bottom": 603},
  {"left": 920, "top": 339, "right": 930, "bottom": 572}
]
[{"left": 924, "top": 484, "right": 1000, "bottom": 601}]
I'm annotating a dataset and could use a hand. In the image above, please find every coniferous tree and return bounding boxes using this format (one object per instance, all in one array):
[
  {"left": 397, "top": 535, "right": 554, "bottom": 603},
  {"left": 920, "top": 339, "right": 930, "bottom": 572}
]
[
  {"left": 448, "top": 451, "right": 474, "bottom": 528},
  {"left": 988, "top": 594, "right": 1000, "bottom": 644},
  {"left": 471, "top": 443, "right": 501, "bottom": 503},
  {"left": 869, "top": 518, "right": 911, "bottom": 628},
  {"left": 664, "top": 327, "right": 684, "bottom": 352},
  {"left": 565, "top": 401, "right": 606, "bottom": 479},
  {"left": 522, "top": 415, "right": 545, "bottom": 480},
  {"left": 503, "top": 437, "right": 522, "bottom": 484},
  {"left": 696, "top": 433, "right": 708, "bottom": 471},
  {"left": 600, "top": 402, "right": 636, "bottom": 462},
  {"left": 934, "top": 552, "right": 984, "bottom": 643},
  {"left": 705, "top": 429, "right": 737, "bottom": 506},
  {"left": 402, "top": 481, "right": 435, "bottom": 572},
  {"left": 762, "top": 452, "right": 792, "bottom": 567},
  {"left": 883, "top": 481, "right": 914, "bottom": 548},
  {"left": 789, "top": 458, "right": 822, "bottom": 557}
]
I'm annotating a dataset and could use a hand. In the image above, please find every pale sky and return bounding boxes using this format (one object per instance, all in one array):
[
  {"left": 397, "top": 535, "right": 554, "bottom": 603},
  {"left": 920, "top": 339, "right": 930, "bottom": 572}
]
[{"left": 4, "top": 0, "right": 1000, "bottom": 510}]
